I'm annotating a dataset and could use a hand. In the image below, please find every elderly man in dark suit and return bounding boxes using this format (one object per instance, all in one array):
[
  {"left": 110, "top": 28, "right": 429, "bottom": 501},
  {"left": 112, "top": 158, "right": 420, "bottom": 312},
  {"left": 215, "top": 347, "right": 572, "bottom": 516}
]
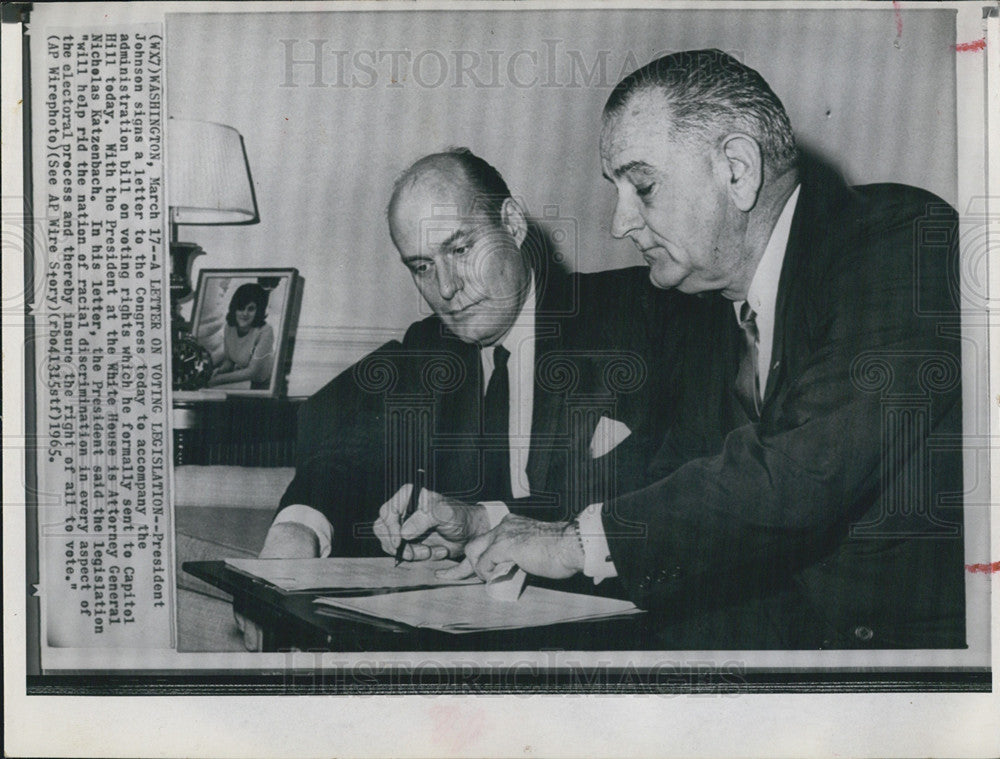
[
  {"left": 236, "top": 148, "right": 698, "bottom": 648},
  {"left": 407, "top": 51, "right": 965, "bottom": 650}
]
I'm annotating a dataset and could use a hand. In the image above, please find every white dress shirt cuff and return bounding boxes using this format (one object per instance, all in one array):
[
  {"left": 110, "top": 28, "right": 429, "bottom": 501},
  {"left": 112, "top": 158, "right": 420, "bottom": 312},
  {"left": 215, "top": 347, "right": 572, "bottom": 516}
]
[
  {"left": 577, "top": 502, "right": 618, "bottom": 583},
  {"left": 478, "top": 501, "right": 511, "bottom": 530},
  {"left": 271, "top": 504, "right": 333, "bottom": 557}
]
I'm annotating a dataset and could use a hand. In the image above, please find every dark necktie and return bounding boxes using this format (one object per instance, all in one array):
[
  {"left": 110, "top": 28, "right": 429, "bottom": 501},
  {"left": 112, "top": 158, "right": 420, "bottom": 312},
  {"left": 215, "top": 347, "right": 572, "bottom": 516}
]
[
  {"left": 482, "top": 344, "right": 512, "bottom": 501},
  {"left": 735, "top": 302, "right": 761, "bottom": 420}
]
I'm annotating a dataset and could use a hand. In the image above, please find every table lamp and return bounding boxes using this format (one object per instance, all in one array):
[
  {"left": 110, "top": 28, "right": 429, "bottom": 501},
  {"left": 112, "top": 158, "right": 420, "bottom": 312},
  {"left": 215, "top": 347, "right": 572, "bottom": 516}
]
[{"left": 167, "top": 118, "right": 260, "bottom": 389}]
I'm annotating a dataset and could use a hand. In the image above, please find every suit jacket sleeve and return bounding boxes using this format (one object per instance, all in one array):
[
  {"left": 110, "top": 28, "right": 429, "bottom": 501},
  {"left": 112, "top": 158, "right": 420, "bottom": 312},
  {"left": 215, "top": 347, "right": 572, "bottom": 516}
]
[
  {"left": 605, "top": 184, "right": 962, "bottom": 613},
  {"left": 277, "top": 339, "right": 407, "bottom": 556}
]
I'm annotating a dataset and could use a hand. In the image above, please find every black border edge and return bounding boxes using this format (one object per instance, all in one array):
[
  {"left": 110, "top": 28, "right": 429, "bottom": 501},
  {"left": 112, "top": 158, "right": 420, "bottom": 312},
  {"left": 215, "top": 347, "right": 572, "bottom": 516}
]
[
  {"left": 26, "top": 669, "right": 992, "bottom": 695},
  {"left": 11, "top": 0, "right": 42, "bottom": 677},
  {"left": 1, "top": 3, "right": 31, "bottom": 25}
]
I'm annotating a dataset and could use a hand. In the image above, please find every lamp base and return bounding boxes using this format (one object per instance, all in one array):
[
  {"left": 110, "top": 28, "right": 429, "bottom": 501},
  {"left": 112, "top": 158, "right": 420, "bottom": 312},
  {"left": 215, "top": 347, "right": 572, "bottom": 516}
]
[
  {"left": 169, "top": 241, "right": 212, "bottom": 390},
  {"left": 170, "top": 241, "right": 204, "bottom": 331},
  {"left": 172, "top": 333, "right": 214, "bottom": 391}
]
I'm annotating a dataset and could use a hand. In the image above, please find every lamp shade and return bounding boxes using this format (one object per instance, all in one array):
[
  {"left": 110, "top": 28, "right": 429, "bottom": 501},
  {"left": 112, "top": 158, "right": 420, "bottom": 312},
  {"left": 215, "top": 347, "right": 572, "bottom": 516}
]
[{"left": 167, "top": 118, "right": 259, "bottom": 225}]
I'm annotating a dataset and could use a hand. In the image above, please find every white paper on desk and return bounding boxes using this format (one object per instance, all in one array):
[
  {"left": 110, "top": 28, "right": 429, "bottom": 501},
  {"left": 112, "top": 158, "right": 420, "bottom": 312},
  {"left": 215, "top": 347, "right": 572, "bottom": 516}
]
[
  {"left": 484, "top": 561, "right": 526, "bottom": 602},
  {"left": 314, "top": 585, "right": 642, "bottom": 633},
  {"left": 224, "top": 557, "right": 482, "bottom": 594}
]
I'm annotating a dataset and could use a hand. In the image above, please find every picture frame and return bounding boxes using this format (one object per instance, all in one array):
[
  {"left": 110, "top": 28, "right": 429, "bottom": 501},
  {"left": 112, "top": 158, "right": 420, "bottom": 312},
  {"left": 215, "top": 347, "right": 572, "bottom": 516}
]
[{"left": 189, "top": 268, "right": 301, "bottom": 397}]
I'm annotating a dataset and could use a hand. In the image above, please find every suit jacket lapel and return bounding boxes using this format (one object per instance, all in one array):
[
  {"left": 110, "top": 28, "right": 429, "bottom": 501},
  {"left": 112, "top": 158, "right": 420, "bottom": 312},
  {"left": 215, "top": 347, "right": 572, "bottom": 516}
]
[
  {"left": 526, "top": 270, "right": 572, "bottom": 494},
  {"left": 761, "top": 162, "right": 846, "bottom": 408},
  {"left": 422, "top": 330, "right": 481, "bottom": 494},
  {"left": 763, "top": 230, "right": 796, "bottom": 406}
]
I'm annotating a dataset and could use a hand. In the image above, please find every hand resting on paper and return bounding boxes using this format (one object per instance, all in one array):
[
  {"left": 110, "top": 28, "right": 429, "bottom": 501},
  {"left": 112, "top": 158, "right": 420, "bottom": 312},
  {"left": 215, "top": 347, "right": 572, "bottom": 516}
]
[
  {"left": 373, "top": 484, "right": 491, "bottom": 561},
  {"left": 233, "top": 521, "right": 319, "bottom": 651},
  {"left": 436, "top": 514, "right": 585, "bottom": 583}
]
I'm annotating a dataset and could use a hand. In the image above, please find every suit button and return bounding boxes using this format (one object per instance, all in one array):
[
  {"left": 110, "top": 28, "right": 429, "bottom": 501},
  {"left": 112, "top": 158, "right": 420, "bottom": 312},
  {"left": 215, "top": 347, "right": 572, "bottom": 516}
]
[
  {"left": 638, "top": 575, "right": 652, "bottom": 590},
  {"left": 854, "top": 625, "right": 874, "bottom": 642}
]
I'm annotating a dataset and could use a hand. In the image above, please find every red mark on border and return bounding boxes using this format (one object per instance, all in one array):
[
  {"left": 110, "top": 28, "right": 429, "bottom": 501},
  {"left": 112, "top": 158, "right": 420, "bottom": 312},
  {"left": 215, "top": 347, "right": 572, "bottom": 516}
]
[
  {"left": 966, "top": 561, "right": 1000, "bottom": 574},
  {"left": 955, "top": 38, "right": 986, "bottom": 53},
  {"left": 429, "top": 704, "right": 486, "bottom": 752},
  {"left": 892, "top": 1, "right": 903, "bottom": 37}
]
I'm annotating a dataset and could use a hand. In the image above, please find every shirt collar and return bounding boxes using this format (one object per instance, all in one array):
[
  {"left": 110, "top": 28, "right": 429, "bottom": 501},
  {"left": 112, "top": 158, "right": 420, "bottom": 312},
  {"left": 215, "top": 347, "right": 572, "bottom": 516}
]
[{"left": 739, "top": 184, "right": 801, "bottom": 320}]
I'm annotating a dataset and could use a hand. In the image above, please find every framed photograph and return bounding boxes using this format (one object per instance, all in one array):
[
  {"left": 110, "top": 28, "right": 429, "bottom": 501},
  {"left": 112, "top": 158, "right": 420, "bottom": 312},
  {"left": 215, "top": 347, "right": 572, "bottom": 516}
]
[{"left": 189, "top": 268, "right": 300, "bottom": 397}]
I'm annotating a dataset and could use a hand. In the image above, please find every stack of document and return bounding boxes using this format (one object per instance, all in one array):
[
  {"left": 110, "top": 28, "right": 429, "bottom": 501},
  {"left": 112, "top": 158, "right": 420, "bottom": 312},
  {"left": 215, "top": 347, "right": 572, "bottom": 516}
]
[
  {"left": 224, "top": 557, "right": 480, "bottom": 594},
  {"left": 314, "top": 585, "right": 642, "bottom": 633},
  {"left": 225, "top": 556, "right": 642, "bottom": 633}
]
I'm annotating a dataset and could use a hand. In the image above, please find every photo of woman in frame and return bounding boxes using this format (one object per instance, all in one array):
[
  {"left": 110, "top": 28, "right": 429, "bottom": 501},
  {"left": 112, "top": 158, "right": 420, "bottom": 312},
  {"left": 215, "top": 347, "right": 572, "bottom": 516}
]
[
  {"left": 208, "top": 282, "right": 275, "bottom": 389},
  {"left": 190, "top": 268, "right": 298, "bottom": 397}
]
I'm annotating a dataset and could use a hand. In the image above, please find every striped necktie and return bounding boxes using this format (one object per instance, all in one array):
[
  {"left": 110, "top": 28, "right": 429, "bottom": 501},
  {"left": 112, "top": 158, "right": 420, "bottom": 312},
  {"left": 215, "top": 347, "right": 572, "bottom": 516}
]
[{"left": 735, "top": 302, "right": 761, "bottom": 420}]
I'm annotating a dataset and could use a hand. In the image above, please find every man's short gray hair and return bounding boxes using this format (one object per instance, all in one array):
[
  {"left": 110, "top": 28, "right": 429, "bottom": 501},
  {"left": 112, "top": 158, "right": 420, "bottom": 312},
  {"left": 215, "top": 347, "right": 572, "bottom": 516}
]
[{"left": 604, "top": 49, "right": 797, "bottom": 173}]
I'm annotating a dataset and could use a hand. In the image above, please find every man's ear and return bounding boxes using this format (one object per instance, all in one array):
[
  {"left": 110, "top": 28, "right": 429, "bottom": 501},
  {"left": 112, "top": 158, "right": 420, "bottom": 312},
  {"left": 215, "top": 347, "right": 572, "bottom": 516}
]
[
  {"left": 719, "top": 134, "right": 763, "bottom": 212},
  {"left": 500, "top": 197, "right": 528, "bottom": 247}
]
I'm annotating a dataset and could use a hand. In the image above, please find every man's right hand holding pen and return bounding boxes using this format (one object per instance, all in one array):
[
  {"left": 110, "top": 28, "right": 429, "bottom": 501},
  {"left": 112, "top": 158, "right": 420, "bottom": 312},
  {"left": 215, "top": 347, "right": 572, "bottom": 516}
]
[{"left": 374, "top": 484, "right": 493, "bottom": 562}]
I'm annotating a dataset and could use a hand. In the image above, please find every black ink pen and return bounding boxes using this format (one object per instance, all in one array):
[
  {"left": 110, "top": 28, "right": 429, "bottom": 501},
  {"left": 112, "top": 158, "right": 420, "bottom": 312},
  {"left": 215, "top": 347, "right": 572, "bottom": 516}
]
[{"left": 394, "top": 468, "right": 426, "bottom": 566}]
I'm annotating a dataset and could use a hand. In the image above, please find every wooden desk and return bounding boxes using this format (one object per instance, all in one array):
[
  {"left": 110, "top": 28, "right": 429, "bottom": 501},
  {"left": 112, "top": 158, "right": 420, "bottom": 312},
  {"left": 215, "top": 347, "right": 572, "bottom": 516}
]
[{"left": 183, "top": 561, "right": 659, "bottom": 652}]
